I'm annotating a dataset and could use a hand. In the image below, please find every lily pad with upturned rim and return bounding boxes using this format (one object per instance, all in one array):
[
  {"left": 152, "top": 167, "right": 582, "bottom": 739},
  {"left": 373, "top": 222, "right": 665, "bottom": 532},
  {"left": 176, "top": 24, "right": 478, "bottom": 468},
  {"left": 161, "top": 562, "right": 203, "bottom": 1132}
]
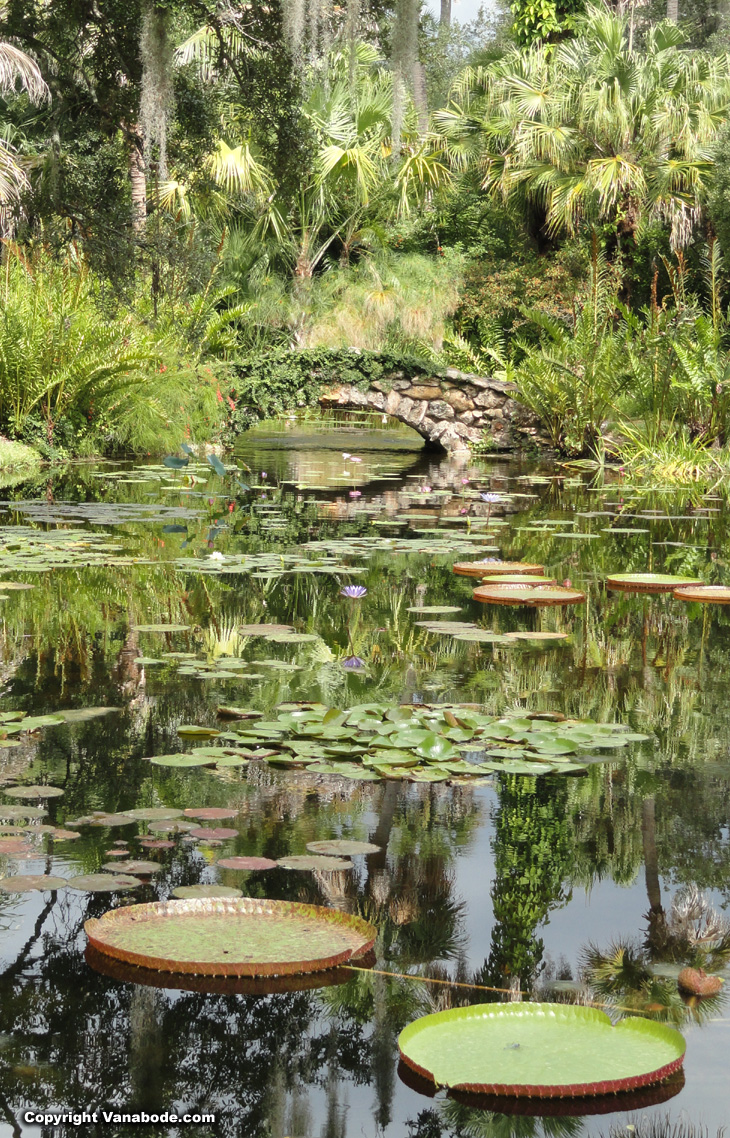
[
  {"left": 84, "top": 897, "right": 377, "bottom": 976},
  {"left": 606, "top": 573, "right": 703, "bottom": 594},
  {"left": 397, "top": 1003, "right": 685, "bottom": 1097},
  {"left": 473, "top": 585, "right": 585, "bottom": 608},
  {"left": 672, "top": 584, "right": 730, "bottom": 604},
  {"left": 453, "top": 561, "right": 544, "bottom": 579}
]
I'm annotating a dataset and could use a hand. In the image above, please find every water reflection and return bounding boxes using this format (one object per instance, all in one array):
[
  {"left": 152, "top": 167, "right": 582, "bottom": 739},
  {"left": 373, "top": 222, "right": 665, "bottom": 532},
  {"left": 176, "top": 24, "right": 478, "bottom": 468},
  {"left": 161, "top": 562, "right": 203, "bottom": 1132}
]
[{"left": 0, "top": 438, "right": 727, "bottom": 1135}]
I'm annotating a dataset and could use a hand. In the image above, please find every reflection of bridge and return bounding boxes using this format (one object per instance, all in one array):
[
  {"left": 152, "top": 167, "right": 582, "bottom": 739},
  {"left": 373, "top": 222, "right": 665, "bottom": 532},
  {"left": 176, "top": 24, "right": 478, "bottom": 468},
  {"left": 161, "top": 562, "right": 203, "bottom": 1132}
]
[{"left": 319, "top": 367, "right": 547, "bottom": 453}]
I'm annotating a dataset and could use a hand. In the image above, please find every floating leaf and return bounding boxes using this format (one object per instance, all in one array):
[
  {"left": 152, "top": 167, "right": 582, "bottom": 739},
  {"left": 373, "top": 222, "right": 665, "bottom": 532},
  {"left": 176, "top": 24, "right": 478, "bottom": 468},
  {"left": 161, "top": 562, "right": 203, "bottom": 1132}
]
[
  {"left": 474, "top": 585, "right": 585, "bottom": 607},
  {"left": 183, "top": 807, "right": 239, "bottom": 820},
  {"left": 4, "top": 785, "right": 64, "bottom": 800},
  {"left": 0, "top": 875, "right": 67, "bottom": 892},
  {"left": 128, "top": 808, "right": 184, "bottom": 821},
  {"left": 278, "top": 855, "right": 353, "bottom": 871},
  {"left": 306, "top": 840, "right": 381, "bottom": 856},
  {"left": 216, "top": 856, "right": 277, "bottom": 871},
  {"left": 397, "top": 1003, "right": 686, "bottom": 1096},
  {"left": 85, "top": 897, "right": 376, "bottom": 976},
  {"left": 454, "top": 561, "right": 544, "bottom": 579},
  {"left": 606, "top": 573, "right": 703, "bottom": 594},
  {"left": 171, "top": 884, "right": 242, "bottom": 900},
  {"left": 673, "top": 585, "right": 730, "bottom": 604},
  {"left": 189, "top": 827, "right": 238, "bottom": 840},
  {"left": 67, "top": 874, "right": 142, "bottom": 892},
  {"left": 101, "top": 860, "right": 163, "bottom": 875}
]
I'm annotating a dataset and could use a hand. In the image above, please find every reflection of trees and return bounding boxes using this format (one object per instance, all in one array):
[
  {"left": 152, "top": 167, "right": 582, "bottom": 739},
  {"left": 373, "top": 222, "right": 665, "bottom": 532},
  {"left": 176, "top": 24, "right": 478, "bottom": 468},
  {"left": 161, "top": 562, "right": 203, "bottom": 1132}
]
[{"left": 476, "top": 776, "right": 573, "bottom": 994}]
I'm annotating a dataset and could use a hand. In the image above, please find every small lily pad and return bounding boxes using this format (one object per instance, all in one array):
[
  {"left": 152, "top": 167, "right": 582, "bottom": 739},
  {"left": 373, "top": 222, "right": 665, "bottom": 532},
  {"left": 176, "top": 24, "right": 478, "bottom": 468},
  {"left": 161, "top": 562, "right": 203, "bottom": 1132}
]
[
  {"left": 171, "top": 885, "right": 243, "bottom": 900},
  {"left": 216, "top": 856, "right": 277, "bottom": 871},
  {"left": 67, "top": 874, "right": 142, "bottom": 892},
  {"left": 4, "top": 785, "right": 64, "bottom": 800},
  {"left": 0, "top": 874, "right": 67, "bottom": 892},
  {"left": 183, "top": 807, "right": 240, "bottom": 820},
  {"left": 101, "top": 860, "right": 163, "bottom": 875},
  {"left": 306, "top": 840, "right": 381, "bottom": 856},
  {"left": 189, "top": 827, "right": 238, "bottom": 840},
  {"left": 278, "top": 855, "right": 353, "bottom": 872}
]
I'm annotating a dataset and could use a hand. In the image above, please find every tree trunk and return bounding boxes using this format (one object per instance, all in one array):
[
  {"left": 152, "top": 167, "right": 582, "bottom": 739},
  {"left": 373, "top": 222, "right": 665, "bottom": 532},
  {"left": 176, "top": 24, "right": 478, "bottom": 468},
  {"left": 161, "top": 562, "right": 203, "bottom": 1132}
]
[
  {"left": 642, "top": 795, "right": 668, "bottom": 954},
  {"left": 412, "top": 60, "right": 429, "bottom": 137},
  {"left": 666, "top": 0, "right": 679, "bottom": 20},
  {"left": 126, "top": 123, "right": 146, "bottom": 232},
  {"left": 440, "top": 0, "right": 452, "bottom": 26}
]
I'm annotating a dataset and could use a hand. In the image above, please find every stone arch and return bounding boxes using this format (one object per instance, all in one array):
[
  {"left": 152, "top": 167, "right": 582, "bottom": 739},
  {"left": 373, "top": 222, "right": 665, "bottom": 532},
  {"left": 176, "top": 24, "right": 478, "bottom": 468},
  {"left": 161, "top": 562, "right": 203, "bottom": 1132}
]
[{"left": 319, "top": 368, "right": 546, "bottom": 453}]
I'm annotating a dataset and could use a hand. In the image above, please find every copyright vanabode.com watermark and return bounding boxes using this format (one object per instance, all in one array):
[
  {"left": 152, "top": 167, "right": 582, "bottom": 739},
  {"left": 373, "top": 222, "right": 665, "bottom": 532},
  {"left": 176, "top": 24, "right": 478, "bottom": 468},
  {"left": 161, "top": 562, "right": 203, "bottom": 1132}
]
[{"left": 24, "top": 1112, "right": 216, "bottom": 1126}]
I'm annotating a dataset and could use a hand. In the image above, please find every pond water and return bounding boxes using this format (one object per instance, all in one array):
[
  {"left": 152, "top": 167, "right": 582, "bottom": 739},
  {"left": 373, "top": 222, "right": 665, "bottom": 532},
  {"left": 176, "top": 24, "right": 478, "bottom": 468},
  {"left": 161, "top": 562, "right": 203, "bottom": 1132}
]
[{"left": 0, "top": 422, "right": 728, "bottom": 1138}]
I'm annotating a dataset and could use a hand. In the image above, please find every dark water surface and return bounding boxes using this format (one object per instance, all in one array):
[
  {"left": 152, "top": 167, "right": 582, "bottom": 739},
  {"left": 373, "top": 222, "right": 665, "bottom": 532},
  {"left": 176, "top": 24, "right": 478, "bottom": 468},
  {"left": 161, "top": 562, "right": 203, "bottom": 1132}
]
[{"left": 0, "top": 426, "right": 728, "bottom": 1138}]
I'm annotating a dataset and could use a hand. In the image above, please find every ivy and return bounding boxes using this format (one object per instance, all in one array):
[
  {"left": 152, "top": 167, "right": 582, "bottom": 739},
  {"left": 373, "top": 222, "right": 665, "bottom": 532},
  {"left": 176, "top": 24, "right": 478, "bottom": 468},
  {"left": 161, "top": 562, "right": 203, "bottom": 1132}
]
[{"left": 225, "top": 347, "right": 443, "bottom": 438}]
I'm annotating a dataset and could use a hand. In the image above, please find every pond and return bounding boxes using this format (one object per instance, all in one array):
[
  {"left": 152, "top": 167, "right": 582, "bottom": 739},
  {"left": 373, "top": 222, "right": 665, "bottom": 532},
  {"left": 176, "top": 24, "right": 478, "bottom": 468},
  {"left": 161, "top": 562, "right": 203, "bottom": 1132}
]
[{"left": 0, "top": 420, "right": 728, "bottom": 1138}]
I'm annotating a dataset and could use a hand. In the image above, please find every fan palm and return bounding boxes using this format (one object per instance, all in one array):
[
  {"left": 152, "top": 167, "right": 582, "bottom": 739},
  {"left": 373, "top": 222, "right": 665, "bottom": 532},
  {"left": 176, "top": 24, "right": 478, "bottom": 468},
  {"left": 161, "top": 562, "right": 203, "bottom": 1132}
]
[
  {"left": 0, "top": 35, "right": 48, "bottom": 220},
  {"left": 434, "top": 4, "right": 730, "bottom": 249}
]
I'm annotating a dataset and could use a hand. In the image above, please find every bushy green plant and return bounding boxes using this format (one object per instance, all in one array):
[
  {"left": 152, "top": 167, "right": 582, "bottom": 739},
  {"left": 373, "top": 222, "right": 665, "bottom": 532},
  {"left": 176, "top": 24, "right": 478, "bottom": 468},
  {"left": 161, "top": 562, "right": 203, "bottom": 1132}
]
[
  {"left": 0, "top": 246, "right": 223, "bottom": 456},
  {"left": 502, "top": 244, "right": 627, "bottom": 455}
]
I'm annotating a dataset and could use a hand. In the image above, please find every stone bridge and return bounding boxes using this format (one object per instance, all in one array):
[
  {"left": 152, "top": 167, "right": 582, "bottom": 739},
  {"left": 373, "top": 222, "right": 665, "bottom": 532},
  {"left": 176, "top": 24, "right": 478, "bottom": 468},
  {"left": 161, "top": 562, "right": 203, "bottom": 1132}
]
[{"left": 319, "top": 367, "right": 546, "bottom": 453}]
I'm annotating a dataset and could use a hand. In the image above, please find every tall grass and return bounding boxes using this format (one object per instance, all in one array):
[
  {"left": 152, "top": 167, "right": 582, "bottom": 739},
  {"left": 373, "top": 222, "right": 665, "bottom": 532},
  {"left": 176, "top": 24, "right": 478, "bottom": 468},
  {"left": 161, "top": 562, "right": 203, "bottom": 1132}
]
[{"left": 300, "top": 252, "right": 463, "bottom": 354}]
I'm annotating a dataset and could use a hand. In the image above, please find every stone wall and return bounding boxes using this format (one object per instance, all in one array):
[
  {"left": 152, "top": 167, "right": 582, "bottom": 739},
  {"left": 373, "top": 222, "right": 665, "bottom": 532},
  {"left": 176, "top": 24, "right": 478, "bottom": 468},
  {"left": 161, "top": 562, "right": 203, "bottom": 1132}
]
[{"left": 319, "top": 367, "right": 548, "bottom": 453}]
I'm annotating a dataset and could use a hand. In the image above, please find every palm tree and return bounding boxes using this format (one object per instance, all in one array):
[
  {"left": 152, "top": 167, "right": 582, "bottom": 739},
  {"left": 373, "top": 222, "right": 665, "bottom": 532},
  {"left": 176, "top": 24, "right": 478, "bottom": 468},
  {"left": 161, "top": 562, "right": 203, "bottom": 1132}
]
[
  {"left": 434, "top": 4, "right": 730, "bottom": 251},
  {"left": 0, "top": 36, "right": 48, "bottom": 221}
]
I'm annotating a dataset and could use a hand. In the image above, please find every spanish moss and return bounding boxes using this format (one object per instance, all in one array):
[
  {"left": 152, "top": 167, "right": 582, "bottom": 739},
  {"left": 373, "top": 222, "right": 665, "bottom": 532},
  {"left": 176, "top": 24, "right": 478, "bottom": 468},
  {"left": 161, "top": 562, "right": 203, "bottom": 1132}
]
[{"left": 139, "top": 1, "right": 174, "bottom": 179}]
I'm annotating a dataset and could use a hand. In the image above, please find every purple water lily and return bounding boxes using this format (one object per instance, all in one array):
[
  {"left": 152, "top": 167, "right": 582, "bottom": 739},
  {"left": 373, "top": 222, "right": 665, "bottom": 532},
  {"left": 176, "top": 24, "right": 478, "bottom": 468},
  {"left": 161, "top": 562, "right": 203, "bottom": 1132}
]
[
  {"left": 480, "top": 492, "right": 502, "bottom": 503},
  {"left": 342, "top": 655, "right": 366, "bottom": 670},
  {"left": 340, "top": 585, "right": 367, "bottom": 600}
]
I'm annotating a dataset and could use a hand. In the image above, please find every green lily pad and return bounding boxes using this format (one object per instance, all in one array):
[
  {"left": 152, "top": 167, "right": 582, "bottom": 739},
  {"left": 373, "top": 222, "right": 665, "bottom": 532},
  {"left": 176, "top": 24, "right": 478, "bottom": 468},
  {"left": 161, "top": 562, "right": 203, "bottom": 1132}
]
[
  {"left": 128, "top": 808, "right": 184, "bottom": 821},
  {"left": 85, "top": 897, "right": 376, "bottom": 976},
  {"left": 150, "top": 754, "right": 216, "bottom": 768},
  {"left": 101, "top": 860, "right": 163, "bottom": 874},
  {"left": 171, "top": 885, "right": 243, "bottom": 900},
  {"left": 4, "top": 785, "right": 64, "bottom": 799},
  {"left": 0, "top": 875, "right": 68, "bottom": 892},
  {"left": 606, "top": 573, "right": 703, "bottom": 594},
  {"left": 0, "top": 805, "right": 46, "bottom": 819},
  {"left": 278, "top": 855, "right": 354, "bottom": 871},
  {"left": 406, "top": 606, "right": 463, "bottom": 614},
  {"left": 306, "top": 840, "right": 381, "bottom": 856},
  {"left": 397, "top": 1003, "right": 685, "bottom": 1096},
  {"left": 67, "top": 874, "right": 142, "bottom": 892}
]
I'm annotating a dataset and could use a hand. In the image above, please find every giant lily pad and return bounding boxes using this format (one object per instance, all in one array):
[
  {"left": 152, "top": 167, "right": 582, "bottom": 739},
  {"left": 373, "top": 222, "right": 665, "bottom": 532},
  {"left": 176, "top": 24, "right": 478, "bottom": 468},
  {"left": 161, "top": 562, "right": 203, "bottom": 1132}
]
[
  {"left": 673, "top": 585, "right": 730, "bottom": 604},
  {"left": 132, "top": 623, "right": 191, "bottom": 633},
  {"left": 606, "top": 573, "right": 703, "bottom": 594},
  {"left": 101, "top": 860, "right": 163, "bottom": 875},
  {"left": 85, "top": 897, "right": 376, "bottom": 976},
  {"left": 473, "top": 585, "right": 585, "bottom": 607},
  {"left": 183, "top": 807, "right": 239, "bottom": 820},
  {"left": 453, "top": 561, "right": 544, "bottom": 579},
  {"left": 397, "top": 1003, "right": 685, "bottom": 1097}
]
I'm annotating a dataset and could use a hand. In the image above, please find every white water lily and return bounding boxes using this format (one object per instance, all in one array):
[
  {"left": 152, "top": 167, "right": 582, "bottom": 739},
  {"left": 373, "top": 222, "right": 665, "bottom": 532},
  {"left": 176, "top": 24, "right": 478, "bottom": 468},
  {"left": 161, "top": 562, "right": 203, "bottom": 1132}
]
[{"left": 207, "top": 551, "right": 225, "bottom": 561}]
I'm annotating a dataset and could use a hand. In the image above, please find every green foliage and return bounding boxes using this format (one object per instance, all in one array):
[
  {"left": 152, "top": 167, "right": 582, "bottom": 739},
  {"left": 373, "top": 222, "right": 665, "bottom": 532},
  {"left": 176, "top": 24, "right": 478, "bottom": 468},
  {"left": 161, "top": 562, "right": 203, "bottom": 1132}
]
[
  {"left": 510, "top": 0, "right": 583, "bottom": 45},
  {"left": 0, "top": 247, "right": 223, "bottom": 456},
  {"left": 226, "top": 346, "right": 442, "bottom": 434},
  {"left": 436, "top": 7, "right": 730, "bottom": 254},
  {"left": 502, "top": 242, "right": 627, "bottom": 455}
]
